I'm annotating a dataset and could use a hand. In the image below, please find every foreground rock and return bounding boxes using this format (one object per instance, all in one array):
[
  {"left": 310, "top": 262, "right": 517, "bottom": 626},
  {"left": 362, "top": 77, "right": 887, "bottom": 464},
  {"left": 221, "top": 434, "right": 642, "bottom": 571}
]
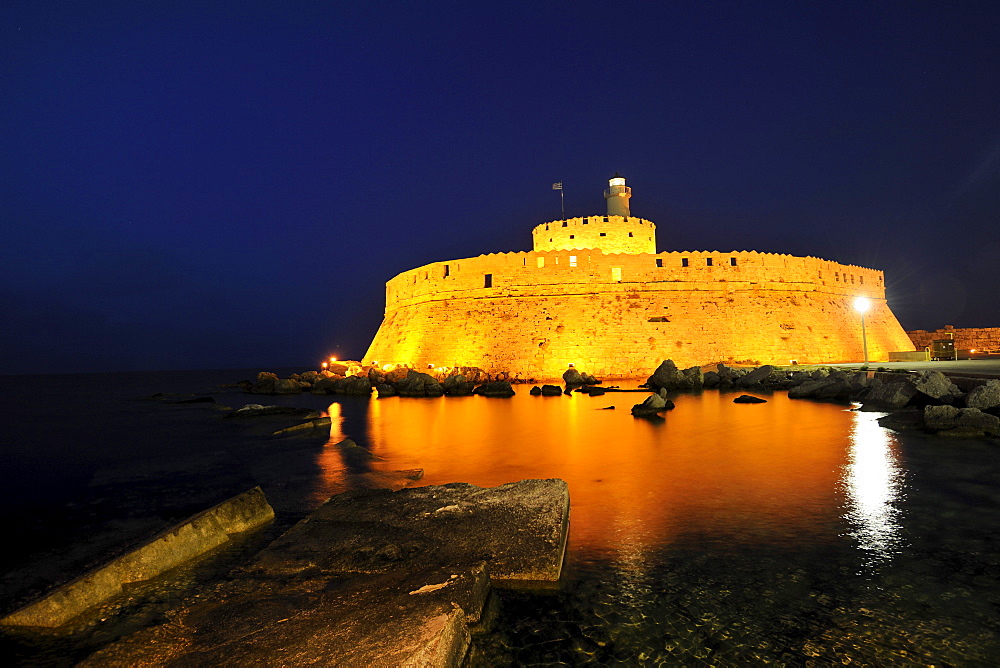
[
  {"left": 85, "top": 480, "right": 570, "bottom": 666},
  {"left": 473, "top": 380, "right": 516, "bottom": 397},
  {"left": 645, "top": 360, "right": 703, "bottom": 391},
  {"left": 966, "top": 379, "right": 1000, "bottom": 411},
  {"left": 922, "top": 405, "right": 1000, "bottom": 438},
  {"left": 1, "top": 488, "right": 274, "bottom": 628},
  {"left": 733, "top": 395, "right": 767, "bottom": 403},
  {"left": 631, "top": 391, "right": 675, "bottom": 418}
]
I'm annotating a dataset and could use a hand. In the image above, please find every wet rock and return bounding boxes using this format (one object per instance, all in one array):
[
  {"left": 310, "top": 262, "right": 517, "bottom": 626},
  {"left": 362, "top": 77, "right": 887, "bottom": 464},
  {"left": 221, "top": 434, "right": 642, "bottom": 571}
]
[
  {"left": 877, "top": 409, "right": 924, "bottom": 431},
  {"left": 646, "top": 360, "right": 686, "bottom": 390},
  {"left": 334, "top": 438, "right": 383, "bottom": 467},
  {"left": 703, "top": 371, "right": 720, "bottom": 388},
  {"left": 333, "top": 375, "right": 373, "bottom": 396},
  {"left": 225, "top": 404, "right": 319, "bottom": 419},
  {"left": 562, "top": 368, "right": 584, "bottom": 385},
  {"left": 473, "top": 381, "right": 515, "bottom": 398},
  {"left": 788, "top": 379, "right": 837, "bottom": 399},
  {"left": 584, "top": 386, "right": 606, "bottom": 396},
  {"left": 540, "top": 384, "right": 562, "bottom": 396},
  {"left": 923, "top": 405, "right": 1000, "bottom": 437},
  {"left": 529, "top": 386, "right": 542, "bottom": 396},
  {"left": 631, "top": 392, "right": 674, "bottom": 417},
  {"left": 310, "top": 376, "right": 340, "bottom": 394},
  {"left": 394, "top": 370, "right": 444, "bottom": 397},
  {"left": 271, "top": 417, "right": 332, "bottom": 436},
  {"left": 376, "top": 383, "right": 397, "bottom": 397},
  {"left": 599, "top": 406, "right": 615, "bottom": 410},
  {"left": 682, "top": 366, "right": 704, "bottom": 389},
  {"left": 736, "top": 365, "right": 778, "bottom": 388},
  {"left": 733, "top": 395, "right": 766, "bottom": 403},
  {"left": 367, "top": 367, "right": 386, "bottom": 386},
  {"left": 442, "top": 374, "right": 475, "bottom": 396}
]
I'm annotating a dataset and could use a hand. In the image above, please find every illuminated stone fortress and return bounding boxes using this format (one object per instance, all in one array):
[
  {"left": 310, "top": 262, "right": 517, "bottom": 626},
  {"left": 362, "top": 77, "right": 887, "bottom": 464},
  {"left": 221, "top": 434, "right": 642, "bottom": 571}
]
[{"left": 363, "top": 176, "right": 914, "bottom": 379}]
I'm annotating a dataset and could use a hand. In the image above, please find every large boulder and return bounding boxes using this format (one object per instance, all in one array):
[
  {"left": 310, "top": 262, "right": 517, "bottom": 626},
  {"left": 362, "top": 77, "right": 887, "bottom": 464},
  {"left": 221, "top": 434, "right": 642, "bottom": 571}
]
[
  {"left": 311, "top": 376, "right": 340, "bottom": 394},
  {"left": 540, "top": 384, "right": 562, "bottom": 396},
  {"left": 333, "top": 375, "right": 373, "bottom": 396},
  {"left": 912, "top": 371, "right": 962, "bottom": 404},
  {"left": 923, "top": 405, "right": 1000, "bottom": 437},
  {"left": 562, "top": 368, "right": 584, "bottom": 385},
  {"left": 863, "top": 377, "right": 919, "bottom": 409},
  {"left": 250, "top": 371, "right": 278, "bottom": 394},
  {"left": 375, "top": 383, "right": 397, "bottom": 398},
  {"left": 631, "top": 392, "right": 675, "bottom": 417},
  {"left": 442, "top": 374, "right": 475, "bottom": 396},
  {"left": 272, "top": 378, "right": 303, "bottom": 394},
  {"left": 473, "top": 381, "right": 515, "bottom": 398},
  {"left": 788, "top": 379, "right": 835, "bottom": 399},
  {"left": 394, "top": 370, "right": 444, "bottom": 397},
  {"left": 703, "top": 371, "right": 720, "bottom": 388},
  {"left": 681, "top": 366, "right": 704, "bottom": 389},
  {"left": 735, "top": 365, "right": 778, "bottom": 388},
  {"left": 646, "top": 360, "right": 686, "bottom": 390},
  {"left": 367, "top": 367, "right": 386, "bottom": 386},
  {"left": 966, "top": 379, "right": 1000, "bottom": 411}
]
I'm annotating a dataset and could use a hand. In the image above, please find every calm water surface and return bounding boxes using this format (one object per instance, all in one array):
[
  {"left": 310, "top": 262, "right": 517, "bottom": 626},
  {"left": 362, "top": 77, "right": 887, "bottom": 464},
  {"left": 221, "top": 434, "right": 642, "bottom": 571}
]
[{"left": 1, "top": 370, "right": 998, "bottom": 664}]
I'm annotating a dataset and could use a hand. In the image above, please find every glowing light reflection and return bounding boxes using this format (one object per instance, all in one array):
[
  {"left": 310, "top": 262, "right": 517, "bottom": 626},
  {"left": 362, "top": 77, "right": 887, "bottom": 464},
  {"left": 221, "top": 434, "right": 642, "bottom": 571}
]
[{"left": 842, "top": 408, "right": 905, "bottom": 565}]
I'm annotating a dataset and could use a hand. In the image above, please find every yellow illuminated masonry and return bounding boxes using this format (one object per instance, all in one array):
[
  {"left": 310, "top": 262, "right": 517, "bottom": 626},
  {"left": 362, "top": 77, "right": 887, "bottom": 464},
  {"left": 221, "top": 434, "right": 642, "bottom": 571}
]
[{"left": 364, "top": 176, "right": 914, "bottom": 380}]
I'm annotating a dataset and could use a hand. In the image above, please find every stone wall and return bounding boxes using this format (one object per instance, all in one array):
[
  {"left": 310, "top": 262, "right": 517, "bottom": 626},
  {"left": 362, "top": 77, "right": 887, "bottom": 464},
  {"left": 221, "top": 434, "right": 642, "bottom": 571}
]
[
  {"left": 532, "top": 215, "right": 657, "bottom": 254},
  {"left": 907, "top": 327, "right": 1000, "bottom": 352},
  {"left": 363, "top": 249, "right": 913, "bottom": 379}
]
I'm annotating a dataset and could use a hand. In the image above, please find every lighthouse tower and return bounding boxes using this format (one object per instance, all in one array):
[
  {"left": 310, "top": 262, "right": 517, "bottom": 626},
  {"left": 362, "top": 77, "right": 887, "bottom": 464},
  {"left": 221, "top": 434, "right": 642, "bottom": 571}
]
[{"left": 604, "top": 173, "right": 632, "bottom": 217}]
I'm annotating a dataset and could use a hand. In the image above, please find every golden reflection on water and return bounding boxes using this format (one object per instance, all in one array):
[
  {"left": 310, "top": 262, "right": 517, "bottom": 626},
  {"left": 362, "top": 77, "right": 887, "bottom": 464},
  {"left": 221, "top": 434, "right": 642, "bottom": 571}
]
[
  {"left": 311, "top": 402, "right": 348, "bottom": 503},
  {"left": 350, "top": 391, "right": 858, "bottom": 554},
  {"left": 843, "top": 407, "right": 904, "bottom": 564}
]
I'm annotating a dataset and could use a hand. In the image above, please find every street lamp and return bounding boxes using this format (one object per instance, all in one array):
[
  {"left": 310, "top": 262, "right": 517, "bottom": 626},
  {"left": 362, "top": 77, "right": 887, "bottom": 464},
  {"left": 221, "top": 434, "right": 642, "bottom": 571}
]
[{"left": 853, "top": 297, "right": 871, "bottom": 364}]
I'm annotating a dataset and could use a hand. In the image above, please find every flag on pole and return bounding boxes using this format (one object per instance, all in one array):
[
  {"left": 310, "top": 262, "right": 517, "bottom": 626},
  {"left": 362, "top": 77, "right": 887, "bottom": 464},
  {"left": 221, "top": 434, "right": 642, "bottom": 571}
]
[{"left": 552, "top": 182, "right": 563, "bottom": 190}]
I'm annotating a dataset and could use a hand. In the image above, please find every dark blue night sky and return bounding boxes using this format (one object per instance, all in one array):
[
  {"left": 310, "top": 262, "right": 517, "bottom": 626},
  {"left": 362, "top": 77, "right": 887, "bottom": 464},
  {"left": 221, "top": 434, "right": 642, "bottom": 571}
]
[{"left": 2, "top": 1, "right": 998, "bottom": 374}]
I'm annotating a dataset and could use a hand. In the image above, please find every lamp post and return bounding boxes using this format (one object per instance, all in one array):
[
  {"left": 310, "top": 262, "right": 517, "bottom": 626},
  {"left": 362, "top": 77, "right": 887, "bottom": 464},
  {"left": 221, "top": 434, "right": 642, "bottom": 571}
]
[{"left": 853, "top": 297, "right": 871, "bottom": 365}]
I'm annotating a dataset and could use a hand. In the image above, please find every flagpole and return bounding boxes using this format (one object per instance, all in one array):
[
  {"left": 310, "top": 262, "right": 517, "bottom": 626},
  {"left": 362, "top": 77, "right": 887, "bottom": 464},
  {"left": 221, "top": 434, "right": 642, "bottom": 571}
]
[{"left": 560, "top": 187, "right": 565, "bottom": 217}]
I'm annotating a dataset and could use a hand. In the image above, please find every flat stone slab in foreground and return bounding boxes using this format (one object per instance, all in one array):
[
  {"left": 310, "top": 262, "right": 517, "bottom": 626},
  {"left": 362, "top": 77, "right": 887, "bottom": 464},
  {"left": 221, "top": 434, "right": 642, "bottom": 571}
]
[
  {"left": 84, "top": 479, "right": 569, "bottom": 666},
  {"left": 2, "top": 487, "right": 274, "bottom": 629}
]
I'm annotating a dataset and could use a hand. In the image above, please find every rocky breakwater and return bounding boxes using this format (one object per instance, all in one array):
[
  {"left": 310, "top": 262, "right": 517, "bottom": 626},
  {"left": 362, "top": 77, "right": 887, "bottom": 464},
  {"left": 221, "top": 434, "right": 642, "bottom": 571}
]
[
  {"left": 730, "top": 363, "right": 1000, "bottom": 440},
  {"left": 242, "top": 366, "right": 517, "bottom": 399},
  {"left": 83, "top": 479, "right": 570, "bottom": 667}
]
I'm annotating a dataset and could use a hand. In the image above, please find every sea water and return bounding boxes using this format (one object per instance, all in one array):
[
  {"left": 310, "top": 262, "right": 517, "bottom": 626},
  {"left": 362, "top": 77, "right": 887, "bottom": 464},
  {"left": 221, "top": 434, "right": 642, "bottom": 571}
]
[{"left": 1, "top": 370, "right": 998, "bottom": 664}]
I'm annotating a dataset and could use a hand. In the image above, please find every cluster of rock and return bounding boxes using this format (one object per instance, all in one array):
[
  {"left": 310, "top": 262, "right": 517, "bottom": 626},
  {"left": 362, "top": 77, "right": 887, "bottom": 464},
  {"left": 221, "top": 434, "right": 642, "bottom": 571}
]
[
  {"left": 527, "top": 368, "right": 604, "bottom": 397},
  {"left": 641, "top": 359, "right": 1000, "bottom": 438},
  {"left": 243, "top": 368, "right": 516, "bottom": 399}
]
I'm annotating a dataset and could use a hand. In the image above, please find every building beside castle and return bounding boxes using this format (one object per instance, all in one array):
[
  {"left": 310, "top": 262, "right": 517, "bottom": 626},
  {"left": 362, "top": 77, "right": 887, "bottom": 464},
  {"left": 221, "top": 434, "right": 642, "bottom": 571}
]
[{"left": 363, "top": 176, "right": 914, "bottom": 379}]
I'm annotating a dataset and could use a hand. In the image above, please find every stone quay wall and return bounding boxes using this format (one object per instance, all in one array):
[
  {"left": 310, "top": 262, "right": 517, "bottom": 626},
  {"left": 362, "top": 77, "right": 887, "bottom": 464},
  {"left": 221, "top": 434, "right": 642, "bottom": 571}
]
[
  {"left": 907, "top": 327, "right": 1000, "bottom": 352},
  {"left": 363, "top": 249, "right": 914, "bottom": 380}
]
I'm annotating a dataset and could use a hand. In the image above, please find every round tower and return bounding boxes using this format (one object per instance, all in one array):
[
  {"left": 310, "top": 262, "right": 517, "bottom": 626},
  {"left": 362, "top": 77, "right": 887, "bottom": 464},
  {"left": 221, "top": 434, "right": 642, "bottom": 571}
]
[{"left": 604, "top": 173, "right": 632, "bottom": 217}]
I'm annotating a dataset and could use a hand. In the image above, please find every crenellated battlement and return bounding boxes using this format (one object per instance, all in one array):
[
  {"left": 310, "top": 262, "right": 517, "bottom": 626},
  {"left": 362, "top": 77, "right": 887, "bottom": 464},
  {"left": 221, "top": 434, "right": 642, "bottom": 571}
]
[
  {"left": 382, "top": 249, "right": 886, "bottom": 312},
  {"left": 532, "top": 215, "right": 656, "bottom": 254}
]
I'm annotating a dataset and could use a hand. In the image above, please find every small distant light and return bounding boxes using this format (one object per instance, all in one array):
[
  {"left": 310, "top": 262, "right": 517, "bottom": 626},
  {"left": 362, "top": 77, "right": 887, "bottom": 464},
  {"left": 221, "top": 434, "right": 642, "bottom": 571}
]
[
  {"left": 321, "top": 362, "right": 328, "bottom": 369},
  {"left": 428, "top": 364, "right": 434, "bottom": 369},
  {"left": 971, "top": 349, "right": 976, "bottom": 353},
  {"left": 330, "top": 356, "right": 337, "bottom": 362}
]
